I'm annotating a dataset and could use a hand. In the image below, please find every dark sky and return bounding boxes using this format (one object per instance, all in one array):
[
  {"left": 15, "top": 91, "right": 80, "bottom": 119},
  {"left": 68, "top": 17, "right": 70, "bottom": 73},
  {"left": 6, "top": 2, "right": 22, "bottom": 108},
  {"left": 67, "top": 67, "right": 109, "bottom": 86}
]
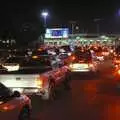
[{"left": 0, "top": 0, "right": 120, "bottom": 34}]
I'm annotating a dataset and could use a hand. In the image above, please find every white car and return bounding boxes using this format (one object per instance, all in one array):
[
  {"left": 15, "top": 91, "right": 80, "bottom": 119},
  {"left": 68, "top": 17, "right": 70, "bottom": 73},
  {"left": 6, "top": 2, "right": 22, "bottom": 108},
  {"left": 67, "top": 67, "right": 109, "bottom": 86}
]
[
  {"left": 69, "top": 51, "right": 98, "bottom": 72},
  {"left": 0, "top": 83, "right": 32, "bottom": 120}
]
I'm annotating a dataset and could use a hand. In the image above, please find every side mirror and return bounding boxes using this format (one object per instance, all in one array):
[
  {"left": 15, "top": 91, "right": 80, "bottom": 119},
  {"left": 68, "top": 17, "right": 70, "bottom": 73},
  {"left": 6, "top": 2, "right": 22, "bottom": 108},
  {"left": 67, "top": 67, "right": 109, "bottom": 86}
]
[{"left": 13, "top": 91, "right": 21, "bottom": 97}]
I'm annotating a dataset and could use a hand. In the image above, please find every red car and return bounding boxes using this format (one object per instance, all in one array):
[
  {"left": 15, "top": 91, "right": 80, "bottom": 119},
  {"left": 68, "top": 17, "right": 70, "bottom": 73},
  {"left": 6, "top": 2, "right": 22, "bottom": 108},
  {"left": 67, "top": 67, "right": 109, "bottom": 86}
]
[{"left": 0, "top": 83, "right": 32, "bottom": 120}]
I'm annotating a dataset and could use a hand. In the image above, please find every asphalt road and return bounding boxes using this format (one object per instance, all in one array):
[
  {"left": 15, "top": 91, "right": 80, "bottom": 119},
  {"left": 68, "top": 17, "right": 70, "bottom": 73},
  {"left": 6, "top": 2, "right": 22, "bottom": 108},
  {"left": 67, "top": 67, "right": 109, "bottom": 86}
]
[{"left": 31, "top": 69, "right": 120, "bottom": 120}]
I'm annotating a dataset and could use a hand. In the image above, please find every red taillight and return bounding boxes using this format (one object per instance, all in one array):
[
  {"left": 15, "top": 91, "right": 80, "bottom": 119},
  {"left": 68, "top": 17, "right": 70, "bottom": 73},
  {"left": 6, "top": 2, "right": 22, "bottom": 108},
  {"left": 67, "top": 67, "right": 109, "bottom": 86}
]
[
  {"left": 117, "top": 70, "right": 120, "bottom": 75},
  {"left": 1, "top": 104, "right": 15, "bottom": 111},
  {"left": 89, "top": 63, "right": 94, "bottom": 67},
  {"left": 35, "top": 76, "right": 43, "bottom": 88},
  {"left": 71, "top": 56, "right": 75, "bottom": 60}
]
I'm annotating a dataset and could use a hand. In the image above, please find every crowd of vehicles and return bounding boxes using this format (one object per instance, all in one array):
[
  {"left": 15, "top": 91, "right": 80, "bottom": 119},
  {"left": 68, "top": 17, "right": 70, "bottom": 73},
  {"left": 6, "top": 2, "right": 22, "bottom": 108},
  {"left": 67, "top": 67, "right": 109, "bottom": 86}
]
[{"left": 0, "top": 44, "right": 118, "bottom": 120}]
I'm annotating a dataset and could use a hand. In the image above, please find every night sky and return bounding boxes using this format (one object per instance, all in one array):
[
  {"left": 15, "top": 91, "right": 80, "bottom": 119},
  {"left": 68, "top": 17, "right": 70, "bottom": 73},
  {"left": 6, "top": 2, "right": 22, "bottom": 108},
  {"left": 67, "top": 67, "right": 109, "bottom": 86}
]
[{"left": 0, "top": 0, "right": 120, "bottom": 35}]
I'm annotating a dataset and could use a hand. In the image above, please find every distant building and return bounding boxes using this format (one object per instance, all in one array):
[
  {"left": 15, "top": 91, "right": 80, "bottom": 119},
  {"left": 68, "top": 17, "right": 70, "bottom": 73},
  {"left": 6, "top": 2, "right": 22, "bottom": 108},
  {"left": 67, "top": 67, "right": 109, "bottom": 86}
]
[{"left": 44, "top": 33, "right": 119, "bottom": 46}]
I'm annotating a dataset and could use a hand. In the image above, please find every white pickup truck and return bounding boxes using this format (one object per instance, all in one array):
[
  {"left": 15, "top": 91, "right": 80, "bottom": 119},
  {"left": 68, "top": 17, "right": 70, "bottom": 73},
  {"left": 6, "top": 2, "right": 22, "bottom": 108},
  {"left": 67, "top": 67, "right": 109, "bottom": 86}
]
[{"left": 0, "top": 55, "right": 71, "bottom": 100}]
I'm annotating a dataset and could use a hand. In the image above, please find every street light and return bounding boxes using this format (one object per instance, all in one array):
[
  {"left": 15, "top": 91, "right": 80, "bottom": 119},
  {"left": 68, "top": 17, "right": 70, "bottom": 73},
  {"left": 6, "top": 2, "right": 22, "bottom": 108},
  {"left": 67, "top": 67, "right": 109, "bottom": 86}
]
[{"left": 41, "top": 11, "right": 48, "bottom": 28}]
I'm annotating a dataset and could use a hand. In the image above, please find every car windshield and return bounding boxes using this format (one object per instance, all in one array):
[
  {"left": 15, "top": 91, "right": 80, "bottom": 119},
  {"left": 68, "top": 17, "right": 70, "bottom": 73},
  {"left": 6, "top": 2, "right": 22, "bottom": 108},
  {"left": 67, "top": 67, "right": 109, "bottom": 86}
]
[
  {"left": 74, "top": 51, "right": 92, "bottom": 62},
  {"left": 24, "top": 57, "right": 51, "bottom": 67},
  {"left": 0, "top": 56, "right": 52, "bottom": 74}
]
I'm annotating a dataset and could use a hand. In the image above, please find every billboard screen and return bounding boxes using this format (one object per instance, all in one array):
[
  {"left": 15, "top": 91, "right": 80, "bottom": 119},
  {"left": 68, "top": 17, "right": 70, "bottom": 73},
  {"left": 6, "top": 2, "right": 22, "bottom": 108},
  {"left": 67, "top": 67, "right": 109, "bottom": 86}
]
[{"left": 45, "top": 28, "right": 69, "bottom": 38}]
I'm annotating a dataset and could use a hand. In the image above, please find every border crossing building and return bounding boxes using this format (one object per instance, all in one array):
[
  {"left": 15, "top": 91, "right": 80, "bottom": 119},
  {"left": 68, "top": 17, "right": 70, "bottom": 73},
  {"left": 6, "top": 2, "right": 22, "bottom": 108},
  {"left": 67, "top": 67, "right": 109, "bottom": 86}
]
[{"left": 44, "top": 33, "right": 120, "bottom": 47}]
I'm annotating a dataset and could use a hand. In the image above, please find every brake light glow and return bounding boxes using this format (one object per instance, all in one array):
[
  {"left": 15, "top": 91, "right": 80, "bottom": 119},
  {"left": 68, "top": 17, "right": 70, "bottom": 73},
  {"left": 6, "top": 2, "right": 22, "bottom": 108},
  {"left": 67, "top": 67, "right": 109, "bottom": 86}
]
[
  {"left": 32, "top": 56, "right": 38, "bottom": 59},
  {"left": 69, "top": 64, "right": 73, "bottom": 68},
  {"left": 89, "top": 64, "right": 94, "bottom": 67},
  {"left": 115, "top": 60, "right": 120, "bottom": 63},
  {"left": 1, "top": 104, "right": 15, "bottom": 112},
  {"left": 35, "top": 77, "right": 43, "bottom": 88},
  {"left": 71, "top": 56, "right": 75, "bottom": 60},
  {"left": 118, "top": 70, "right": 120, "bottom": 75},
  {"left": 38, "top": 48, "right": 43, "bottom": 51}
]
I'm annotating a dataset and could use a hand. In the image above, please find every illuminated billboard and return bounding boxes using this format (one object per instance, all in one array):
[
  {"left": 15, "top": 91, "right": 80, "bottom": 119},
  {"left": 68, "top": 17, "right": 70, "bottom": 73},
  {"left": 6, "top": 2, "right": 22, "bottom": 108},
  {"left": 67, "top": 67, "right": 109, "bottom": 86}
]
[{"left": 45, "top": 28, "right": 69, "bottom": 38}]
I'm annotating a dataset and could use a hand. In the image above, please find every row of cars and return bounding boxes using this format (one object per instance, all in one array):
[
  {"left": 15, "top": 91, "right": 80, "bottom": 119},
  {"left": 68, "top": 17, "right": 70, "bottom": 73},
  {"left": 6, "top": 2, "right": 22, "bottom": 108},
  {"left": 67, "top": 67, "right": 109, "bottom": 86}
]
[
  {"left": 0, "top": 48, "right": 72, "bottom": 120},
  {"left": 0, "top": 45, "right": 109, "bottom": 120}
]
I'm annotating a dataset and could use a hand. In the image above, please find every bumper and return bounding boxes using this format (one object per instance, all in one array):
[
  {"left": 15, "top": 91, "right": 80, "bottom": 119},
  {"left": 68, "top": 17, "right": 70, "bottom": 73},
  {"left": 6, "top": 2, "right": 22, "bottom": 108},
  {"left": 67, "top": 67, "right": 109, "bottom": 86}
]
[
  {"left": 70, "top": 68, "right": 91, "bottom": 72},
  {"left": 10, "top": 87, "right": 45, "bottom": 96}
]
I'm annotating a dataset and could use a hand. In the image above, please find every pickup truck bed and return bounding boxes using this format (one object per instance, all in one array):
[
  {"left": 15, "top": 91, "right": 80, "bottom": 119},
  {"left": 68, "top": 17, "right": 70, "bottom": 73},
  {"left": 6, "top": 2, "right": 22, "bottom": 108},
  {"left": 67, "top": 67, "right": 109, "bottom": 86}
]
[{"left": 0, "top": 66, "right": 71, "bottom": 100}]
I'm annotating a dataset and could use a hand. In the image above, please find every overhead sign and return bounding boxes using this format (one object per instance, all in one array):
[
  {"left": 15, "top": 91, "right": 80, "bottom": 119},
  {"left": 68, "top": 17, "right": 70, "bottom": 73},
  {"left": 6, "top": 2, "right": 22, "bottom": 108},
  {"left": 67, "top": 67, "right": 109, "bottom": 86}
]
[{"left": 45, "top": 28, "right": 69, "bottom": 38}]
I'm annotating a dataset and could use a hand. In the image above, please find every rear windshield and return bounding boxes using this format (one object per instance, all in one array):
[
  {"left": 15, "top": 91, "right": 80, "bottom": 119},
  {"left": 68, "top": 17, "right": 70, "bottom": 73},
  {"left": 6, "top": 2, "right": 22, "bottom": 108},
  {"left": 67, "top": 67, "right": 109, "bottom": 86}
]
[
  {"left": 0, "top": 57, "right": 52, "bottom": 74},
  {"left": 74, "top": 51, "right": 92, "bottom": 62},
  {"left": 0, "top": 66, "right": 52, "bottom": 74}
]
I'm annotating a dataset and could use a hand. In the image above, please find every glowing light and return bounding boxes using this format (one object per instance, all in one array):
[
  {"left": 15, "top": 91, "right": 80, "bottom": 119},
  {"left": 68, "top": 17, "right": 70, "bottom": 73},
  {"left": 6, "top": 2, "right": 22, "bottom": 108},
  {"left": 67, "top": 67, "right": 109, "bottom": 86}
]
[
  {"left": 32, "top": 56, "right": 38, "bottom": 59},
  {"left": 89, "top": 64, "right": 94, "bottom": 68},
  {"left": 38, "top": 48, "right": 43, "bottom": 51},
  {"left": 1, "top": 104, "right": 15, "bottom": 111},
  {"left": 69, "top": 64, "right": 73, "bottom": 68},
  {"left": 41, "top": 12, "right": 48, "bottom": 17},
  {"left": 3, "top": 64, "right": 20, "bottom": 71},
  {"left": 71, "top": 56, "right": 76, "bottom": 60},
  {"left": 68, "top": 52, "right": 72, "bottom": 56},
  {"left": 118, "top": 70, "right": 120, "bottom": 75},
  {"left": 35, "top": 77, "right": 43, "bottom": 88},
  {"left": 0, "top": 101, "right": 3, "bottom": 105}
]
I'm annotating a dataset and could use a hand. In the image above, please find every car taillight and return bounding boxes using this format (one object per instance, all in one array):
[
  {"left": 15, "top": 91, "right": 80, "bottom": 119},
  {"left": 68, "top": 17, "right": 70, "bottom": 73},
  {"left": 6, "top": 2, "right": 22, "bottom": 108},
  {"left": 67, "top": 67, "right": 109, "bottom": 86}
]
[
  {"left": 69, "top": 64, "right": 73, "bottom": 68},
  {"left": 32, "top": 56, "right": 38, "bottom": 59},
  {"left": 71, "top": 56, "right": 75, "bottom": 60},
  {"left": 115, "top": 60, "right": 120, "bottom": 63},
  {"left": 1, "top": 104, "right": 16, "bottom": 112},
  {"left": 117, "top": 70, "right": 120, "bottom": 75},
  {"left": 35, "top": 77, "right": 43, "bottom": 88},
  {"left": 89, "top": 63, "right": 94, "bottom": 67}
]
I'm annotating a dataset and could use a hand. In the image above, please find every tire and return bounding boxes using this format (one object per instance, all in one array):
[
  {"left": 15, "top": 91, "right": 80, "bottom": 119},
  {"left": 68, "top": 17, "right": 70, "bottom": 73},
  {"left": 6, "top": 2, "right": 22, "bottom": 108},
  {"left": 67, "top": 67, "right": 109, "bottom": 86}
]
[
  {"left": 41, "top": 82, "right": 56, "bottom": 101},
  {"left": 19, "top": 107, "right": 30, "bottom": 120}
]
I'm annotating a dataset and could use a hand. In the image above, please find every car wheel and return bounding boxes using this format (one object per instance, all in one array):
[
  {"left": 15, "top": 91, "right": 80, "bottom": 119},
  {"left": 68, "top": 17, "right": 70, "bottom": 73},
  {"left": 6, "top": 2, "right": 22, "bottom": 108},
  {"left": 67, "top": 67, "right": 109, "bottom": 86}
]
[
  {"left": 19, "top": 107, "right": 30, "bottom": 120},
  {"left": 42, "top": 82, "right": 56, "bottom": 101}
]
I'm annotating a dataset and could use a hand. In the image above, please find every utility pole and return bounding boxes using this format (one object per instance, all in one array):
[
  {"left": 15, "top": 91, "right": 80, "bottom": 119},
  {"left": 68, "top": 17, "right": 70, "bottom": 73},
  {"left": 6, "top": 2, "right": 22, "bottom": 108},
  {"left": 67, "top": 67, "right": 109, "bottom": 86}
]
[
  {"left": 94, "top": 18, "right": 103, "bottom": 34},
  {"left": 69, "top": 21, "right": 76, "bottom": 34}
]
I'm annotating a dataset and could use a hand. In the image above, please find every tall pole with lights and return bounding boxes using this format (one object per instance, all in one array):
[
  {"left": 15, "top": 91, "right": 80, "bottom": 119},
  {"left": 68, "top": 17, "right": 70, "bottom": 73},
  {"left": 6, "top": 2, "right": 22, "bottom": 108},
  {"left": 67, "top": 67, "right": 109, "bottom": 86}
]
[
  {"left": 94, "top": 18, "right": 103, "bottom": 34},
  {"left": 41, "top": 11, "right": 49, "bottom": 44},
  {"left": 41, "top": 11, "right": 48, "bottom": 28}
]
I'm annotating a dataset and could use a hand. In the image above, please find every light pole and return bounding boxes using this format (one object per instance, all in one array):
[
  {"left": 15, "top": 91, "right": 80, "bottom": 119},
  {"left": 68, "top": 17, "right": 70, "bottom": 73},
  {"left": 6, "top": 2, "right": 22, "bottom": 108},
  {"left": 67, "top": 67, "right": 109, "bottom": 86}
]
[
  {"left": 94, "top": 18, "right": 103, "bottom": 34},
  {"left": 69, "top": 21, "right": 76, "bottom": 34},
  {"left": 41, "top": 11, "right": 48, "bottom": 28}
]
